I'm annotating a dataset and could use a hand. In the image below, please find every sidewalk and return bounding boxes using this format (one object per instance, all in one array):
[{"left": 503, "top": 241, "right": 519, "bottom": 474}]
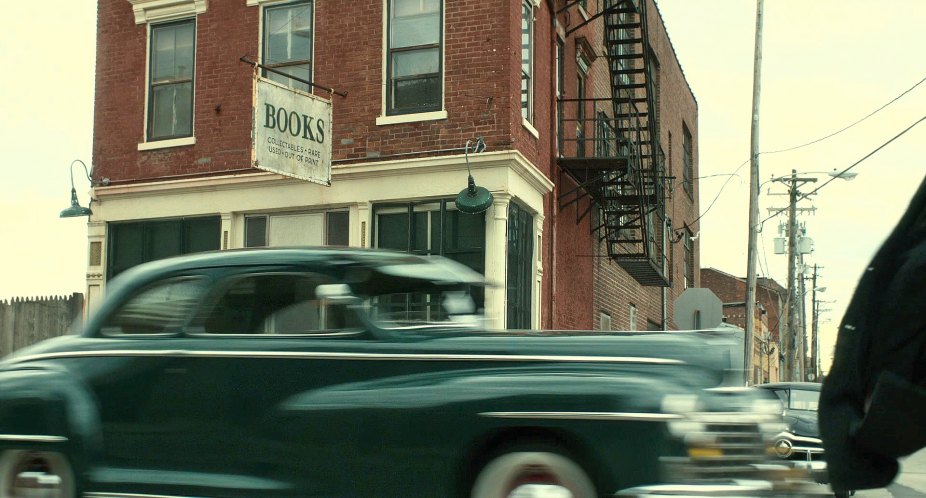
[{"left": 855, "top": 449, "right": 926, "bottom": 498}]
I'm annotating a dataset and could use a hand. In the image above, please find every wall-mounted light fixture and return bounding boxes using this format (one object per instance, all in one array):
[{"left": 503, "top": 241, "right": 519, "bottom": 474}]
[
  {"left": 455, "top": 137, "right": 493, "bottom": 215},
  {"left": 60, "top": 159, "right": 93, "bottom": 218}
]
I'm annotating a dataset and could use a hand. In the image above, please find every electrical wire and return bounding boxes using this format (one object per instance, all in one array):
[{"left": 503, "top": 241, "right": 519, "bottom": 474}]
[
  {"left": 761, "top": 72, "right": 926, "bottom": 155},
  {"left": 683, "top": 73, "right": 926, "bottom": 229},
  {"left": 673, "top": 158, "right": 750, "bottom": 239},
  {"left": 759, "top": 113, "right": 926, "bottom": 227}
]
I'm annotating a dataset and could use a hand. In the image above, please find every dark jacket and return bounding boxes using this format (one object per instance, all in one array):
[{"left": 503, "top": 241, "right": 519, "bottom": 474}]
[{"left": 820, "top": 173, "right": 926, "bottom": 492}]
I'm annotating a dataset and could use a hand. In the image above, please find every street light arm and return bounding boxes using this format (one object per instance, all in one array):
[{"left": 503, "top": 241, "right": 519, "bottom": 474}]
[{"left": 69, "top": 159, "right": 92, "bottom": 188}]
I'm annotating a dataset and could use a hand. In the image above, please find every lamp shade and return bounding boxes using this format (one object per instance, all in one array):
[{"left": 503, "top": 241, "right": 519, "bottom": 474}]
[
  {"left": 60, "top": 188, "right": 92, "bottom": 218},
  {"left": 455, "top": 175, "right": 493, "bottom": 214}
]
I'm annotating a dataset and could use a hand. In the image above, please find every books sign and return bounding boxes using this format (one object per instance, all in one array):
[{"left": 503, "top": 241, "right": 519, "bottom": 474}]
[{"left": 252, "top": 76, "right": 332, "bottom": 185}]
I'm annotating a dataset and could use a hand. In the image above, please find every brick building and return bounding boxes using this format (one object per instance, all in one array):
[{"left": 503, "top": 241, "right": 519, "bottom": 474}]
[
  {"left": 84, "top": 0, "right": 699, "bottom": 330},
  {"left": 701, "top": 268, "right": 784, "bottom": 383}
]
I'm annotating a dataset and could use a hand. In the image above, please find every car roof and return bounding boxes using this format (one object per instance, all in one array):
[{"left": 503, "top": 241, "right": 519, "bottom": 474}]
[
  {"left": 757, "top": 382, "right": 821, "bottom": 391},
  {"left": 105, "top": 246, "right": 485, "bottom": 297}
]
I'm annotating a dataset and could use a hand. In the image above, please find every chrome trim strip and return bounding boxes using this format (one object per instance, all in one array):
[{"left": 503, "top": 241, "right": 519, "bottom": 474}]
[
  {"left": 85, "top": 494, "right": 204, "bottom": 498},
  {"left": 0, "top": 434, "right": 68, "bottom": 443},
  {"left": 8, "top": 350, "right": 684, "bottom": 366},
  {"left": 776, "top": 431, "right": 823, "bottom": 445},
  {"left": 480, "top": 411, "right": 683, "bottom": 421}
]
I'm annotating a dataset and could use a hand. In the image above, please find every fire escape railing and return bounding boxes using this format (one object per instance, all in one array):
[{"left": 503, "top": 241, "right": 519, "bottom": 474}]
[{"left": 557, "top": 0, "right": 670, "bottom": 286}]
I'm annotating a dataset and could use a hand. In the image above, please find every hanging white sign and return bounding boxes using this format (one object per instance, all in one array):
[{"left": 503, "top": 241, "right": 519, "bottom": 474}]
[{"left": 252, "top": 76, "right": 332, "bottom": 185}]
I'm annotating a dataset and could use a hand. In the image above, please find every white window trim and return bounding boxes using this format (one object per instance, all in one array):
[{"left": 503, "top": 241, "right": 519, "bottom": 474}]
[
  {"left": 127, "top": 0, "right": 207, "bottom": 24},
  {"left": 379, "top": 0, "right": 447, "bottom": 122},
  {"left": 254, "top": 0, "right": 315, "bottom": 93},
  {"left": 140, "top": 19, "right": 197, "bottom": 147},
  {"left": 246, "top": 0, "right": 294, "bottom": 5},
  {"left": 138, "top": 136, "right": 196, "bottom": 151},
  {"left": 376, "top": 110, "right": 448, "bottom": 126},
  {"left": 521, "top": 0, "right": 536, "bottom": 125},
  {"left": 522, "top": 118, "right": 539, "bottom": 139}
]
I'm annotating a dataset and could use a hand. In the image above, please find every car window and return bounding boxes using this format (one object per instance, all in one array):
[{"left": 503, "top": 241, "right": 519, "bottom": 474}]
[
  {"left": 195, "top": 273, "right": 360, "bottom": 335},
  {"left": 789, "top": 388, "right": 820, "bottom": 411},
  {"left": 770, "top": 388, "right": 788, "bottom": 404},
  {"left": 100, "top": 276, "right": 209, "bottom": 335}
]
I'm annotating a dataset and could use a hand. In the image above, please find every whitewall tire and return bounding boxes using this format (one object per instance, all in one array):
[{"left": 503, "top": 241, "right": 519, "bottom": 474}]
[{"left": 470, "top": 450, "right": 596, "bottom": 498}]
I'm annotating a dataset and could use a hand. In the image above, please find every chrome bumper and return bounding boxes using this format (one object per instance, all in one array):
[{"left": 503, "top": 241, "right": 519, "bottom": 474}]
[{"left": 616, "top": 479, "right": 833, "bottom": 497}]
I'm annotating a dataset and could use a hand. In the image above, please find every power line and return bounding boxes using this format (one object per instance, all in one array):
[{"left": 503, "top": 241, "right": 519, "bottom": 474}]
[
  {"left": 761, "top": 72, "right": 926, "bottom": 155},
  {"left": 687, "top": 73, "right": 926, "bottom": 227},
  {"left": 759, "top": 113, "right": 926, "bottom": 227},
  {"left": 675, "top": 158, "right": 750, "bottom": 236}
]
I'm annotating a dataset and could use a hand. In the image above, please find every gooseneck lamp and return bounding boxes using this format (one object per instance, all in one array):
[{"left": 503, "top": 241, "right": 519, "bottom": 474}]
[
  {"left": 455, "top": 137, "right": 494, "bottom": 215},
  {"left": 60, "top": 159, "right": 93, "bottom": 218}
]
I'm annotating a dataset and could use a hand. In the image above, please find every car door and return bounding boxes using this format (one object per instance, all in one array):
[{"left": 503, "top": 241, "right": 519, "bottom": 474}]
[
  {"left": 78, "top": 274, "right": 223, "bottom": 492},
  {"left": 179, "top": 269, "right": 373, "bottom": 498}
]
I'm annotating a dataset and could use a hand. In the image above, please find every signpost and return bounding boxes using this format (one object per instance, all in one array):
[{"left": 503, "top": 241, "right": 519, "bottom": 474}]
[{"left": 252, "top": 76, "right": 332, "bottom": 185}]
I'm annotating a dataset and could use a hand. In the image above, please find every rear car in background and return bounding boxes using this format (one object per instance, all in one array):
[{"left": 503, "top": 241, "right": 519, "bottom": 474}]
[
  {"left": 0, "top": 248, "right": 827, "bottom": 497},
  {"left": 759, "top": 382, "right": 827, "bottom": 481}
]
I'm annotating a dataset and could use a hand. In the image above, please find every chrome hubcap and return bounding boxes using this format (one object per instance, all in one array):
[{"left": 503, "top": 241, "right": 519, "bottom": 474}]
[{"left": 1, "top": 451, "right": 72, "bottom": 498}]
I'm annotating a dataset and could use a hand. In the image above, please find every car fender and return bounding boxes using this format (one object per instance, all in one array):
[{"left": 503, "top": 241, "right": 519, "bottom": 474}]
[{"left": 0, "top": 363, "right": 104, "bottom": 472}]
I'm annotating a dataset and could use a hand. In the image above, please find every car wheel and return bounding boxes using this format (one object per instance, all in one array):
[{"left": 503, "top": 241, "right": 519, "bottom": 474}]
[
  {"left": 470, "top": 449, "right": 596, "bottom": 498},
  {"left": 0, "top": 449, "right": 75, "bottom": 498}
]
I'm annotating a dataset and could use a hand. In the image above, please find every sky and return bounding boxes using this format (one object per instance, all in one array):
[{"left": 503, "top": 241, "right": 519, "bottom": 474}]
[
  {"left": 1, "top": 1, "right": 924, "bottom": 373},
  {"left": 656, "top": 0, "right": 926, "bottom": 372}
]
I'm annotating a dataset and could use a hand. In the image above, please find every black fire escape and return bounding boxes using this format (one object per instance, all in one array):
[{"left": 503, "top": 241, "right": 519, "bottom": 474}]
[{"left": 557, "top": 0, "right": 669, "bottom": 286}]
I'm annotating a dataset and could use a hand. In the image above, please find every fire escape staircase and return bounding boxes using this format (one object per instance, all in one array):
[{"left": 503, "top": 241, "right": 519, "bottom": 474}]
[{"left": 557, "top": 0, "right": 669, "bottom": 286}]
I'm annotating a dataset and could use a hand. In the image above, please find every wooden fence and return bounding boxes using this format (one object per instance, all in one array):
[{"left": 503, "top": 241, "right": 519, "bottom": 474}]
[{"left": 0, "top": 293, "right": 84, "bottom": 357}]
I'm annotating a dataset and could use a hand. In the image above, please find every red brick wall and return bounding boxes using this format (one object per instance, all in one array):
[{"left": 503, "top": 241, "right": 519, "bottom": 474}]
[
  {"left": 546, "top": 0, "right": 700, "bottom": 331},
  {"left": 93, "top": 0, "right": 528, "bottom": 184},
  {"left": 93, "top": 0, "right": 258, "bottom": 183},
  {"left": 701, "top": 268, "right": 785, "bottom": 342}
]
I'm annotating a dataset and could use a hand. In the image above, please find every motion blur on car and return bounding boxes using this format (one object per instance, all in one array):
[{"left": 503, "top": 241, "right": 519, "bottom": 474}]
[{"left": 0, "top": 248, "right": 831, "bottom": 497}]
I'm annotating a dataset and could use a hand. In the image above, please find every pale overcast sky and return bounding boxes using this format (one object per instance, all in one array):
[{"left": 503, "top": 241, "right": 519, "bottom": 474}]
[
  {"left": 658, "top": 0, "right": 926, "bottom": 371},
  {"left": 1, "top": 1, "right": 924, "bottom": 373}
]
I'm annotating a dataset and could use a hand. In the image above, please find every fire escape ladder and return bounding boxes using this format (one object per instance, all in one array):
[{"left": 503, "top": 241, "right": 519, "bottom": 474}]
[{"left": 557, "top": 0, "right": 667, "bottom": 286}]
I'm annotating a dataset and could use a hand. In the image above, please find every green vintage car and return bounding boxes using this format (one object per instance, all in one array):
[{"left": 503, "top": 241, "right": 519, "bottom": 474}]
[{"left": 0, "top": 248, "right": 802, "bottom": 498}]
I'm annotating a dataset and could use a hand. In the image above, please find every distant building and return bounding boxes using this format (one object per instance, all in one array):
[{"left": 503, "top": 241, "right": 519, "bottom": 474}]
[
  {"left": 84, "top": 0, "right": 699, "bottom": 330},
  {"left": 701, "top": 268, "right": 785, "bottom": 383}
]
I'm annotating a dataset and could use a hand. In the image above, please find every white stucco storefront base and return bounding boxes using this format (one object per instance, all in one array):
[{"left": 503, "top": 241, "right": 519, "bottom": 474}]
[{"left": 85, "top": 150, "right": 553, "bottom": 329}]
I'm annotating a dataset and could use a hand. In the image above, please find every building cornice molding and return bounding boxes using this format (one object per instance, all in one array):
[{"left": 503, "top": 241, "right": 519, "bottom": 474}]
[
  {"left": 127, "top": 0, "right": 207, "bottom": 24},
  {"left": 94, "top": 150, "right": 554, "bottom": 201}
]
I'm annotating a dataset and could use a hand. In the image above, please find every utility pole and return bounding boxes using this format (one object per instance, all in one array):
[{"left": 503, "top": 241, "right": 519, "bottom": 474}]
[
  {"left": 810, "top": 265, "right": 819, "bottom": 381},
  {"left": 744, "top": 0, "right": 764, "bottom": 386},
  {"left": 809, "top": 264, "right": 826, "bottom": 381},
  {"left": 785, "top": 173, "right": 800, "bottom": 382},
  {"left": 770, "top": 170, "right": 817, "bottom": 381}
]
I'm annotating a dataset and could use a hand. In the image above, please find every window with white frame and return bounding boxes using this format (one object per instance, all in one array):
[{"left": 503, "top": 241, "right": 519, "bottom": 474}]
[
  {"left": 600, "top": 312, "right": 612, "bottom": 331},
  {"left": 576, "top": 50, "right": 590, "bottom": 158},
  {"left": 386, "top": 0, "right": 442, "bottom": 115},
  {"left": 629, "top": 304, "right": 637, "bottom": 331},
  {"left": 683, "top": 228, "right": 694, "bottom": 288},
  {"left": 373, "top": 200, "right": 485, "bottom": 322},
  {"left": 147, "top": 19, "right": 195, "bottom": 141},
  {"left": 262, "top": 1, "right": 313, "bottom": 93},
  {"left": 244, "top": 211, "right": 349, "bottom": 248},
  {"left": 521, "top": 1, "right": 534, "bottom": 123},
  {"left": 683, "top": 123, "right": 693, "bottom": 195}
]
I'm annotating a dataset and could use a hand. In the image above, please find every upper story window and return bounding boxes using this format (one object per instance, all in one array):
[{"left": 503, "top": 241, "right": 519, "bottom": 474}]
[
  {"left": 387, "top": 0, "right": 442, "bottom": 115},
  {"left": 148, "top": 20, "right": 195, "bottom": 141},
  {"left": 262, "top": 1, "right": 313, "bottom": 93},
  {"left": 683, "top": 228, "right": 694, "bottom": 288},
  {"left": 683, "top": 123, "right": 693, "bottom": 195},
  {"left": 521, "top": 1, "right": 534, "bottom": 123}
]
